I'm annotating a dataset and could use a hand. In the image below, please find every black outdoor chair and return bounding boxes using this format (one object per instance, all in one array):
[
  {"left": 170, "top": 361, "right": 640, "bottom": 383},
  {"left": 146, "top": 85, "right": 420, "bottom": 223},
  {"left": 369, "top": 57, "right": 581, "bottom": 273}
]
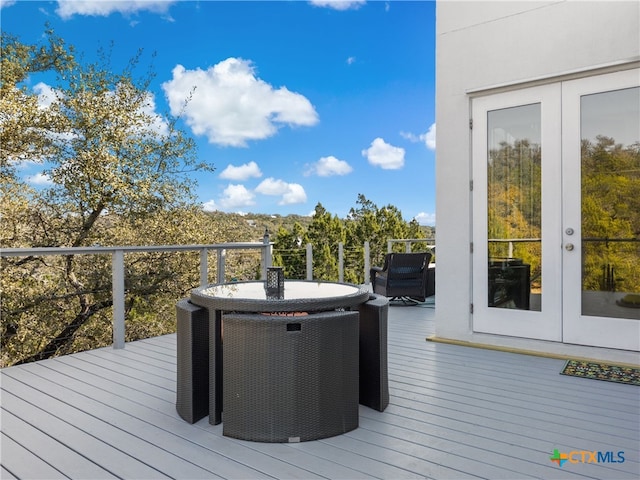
[{"left": 370, "top": 252, "right": 433, "bottom": 303}]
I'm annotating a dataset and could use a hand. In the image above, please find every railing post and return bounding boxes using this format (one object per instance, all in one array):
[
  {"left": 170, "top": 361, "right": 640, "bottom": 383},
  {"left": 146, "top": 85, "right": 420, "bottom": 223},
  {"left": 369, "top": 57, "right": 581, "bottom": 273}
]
[
  {"left": 217, "top": 248, "right": 226, "bottom": 284},
  {"left": 405, "top": 241, "right": 411, "bottom": 253},
  {"left": 306, "top": 243, "right": 313, "bottom": 280},
  {"left": 338, "top": 242, "right": 344, "bottom": 283},
  {"left": 364, "top": 241, "right": 370, "bottom": 285},
  {"left": 261, "top": 229, "right": 272, "bottom": 280},
  {"left": 112, "top": 249, "right": 125, "bottom": 349},
  {"left": 199, "top": 248, "right": 208, "bottom": 286},
  {"left": 387, "top": 240, "right": 392, "bottom": 253}
]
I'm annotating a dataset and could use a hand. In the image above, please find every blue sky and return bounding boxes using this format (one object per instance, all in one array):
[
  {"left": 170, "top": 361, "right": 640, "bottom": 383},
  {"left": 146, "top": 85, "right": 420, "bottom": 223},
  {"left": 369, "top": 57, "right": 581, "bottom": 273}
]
[{"left": 2, "top": 0, "right": 436, "bottom": 225}]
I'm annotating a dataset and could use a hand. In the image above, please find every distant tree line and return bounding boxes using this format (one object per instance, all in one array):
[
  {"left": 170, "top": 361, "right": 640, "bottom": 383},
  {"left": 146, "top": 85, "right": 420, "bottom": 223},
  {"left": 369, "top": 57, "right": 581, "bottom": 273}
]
[{"left": 272, "top": 195, "right": 432, "bottom": 284}]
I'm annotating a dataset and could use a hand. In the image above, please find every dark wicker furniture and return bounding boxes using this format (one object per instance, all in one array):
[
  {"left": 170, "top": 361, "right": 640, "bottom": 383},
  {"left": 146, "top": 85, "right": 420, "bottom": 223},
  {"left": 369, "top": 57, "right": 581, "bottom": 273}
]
[
  {"left": 222, "top": 310, "right": 360, "bottom": 442},
  {"left": 358, "top": 294, "right": 390, "bottom": 411},
  {"left": 370, "top": 252, "right": 433, "bottom": 302},
  {"left": 175, "top": 299, "right": 209, "bottom": 424},
  {"left": 186, "top": 280, "right": 370, "bottom": 437}
]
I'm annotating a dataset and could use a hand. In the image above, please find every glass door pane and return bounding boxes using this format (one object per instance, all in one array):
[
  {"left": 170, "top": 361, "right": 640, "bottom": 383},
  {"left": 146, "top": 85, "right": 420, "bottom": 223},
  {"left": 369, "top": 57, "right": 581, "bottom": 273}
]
[
  {"left": 580, "top": 87, "right": 640, "bottom": 319},
  {"left": 487, "top": 104, "right": 541, "bottom": 311}
]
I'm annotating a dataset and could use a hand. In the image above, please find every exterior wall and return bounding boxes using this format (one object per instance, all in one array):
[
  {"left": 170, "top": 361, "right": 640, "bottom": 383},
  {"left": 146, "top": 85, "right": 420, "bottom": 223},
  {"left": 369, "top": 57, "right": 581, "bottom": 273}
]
[{"left": 434, "top": 0, "right": 640, "bottom": 362}]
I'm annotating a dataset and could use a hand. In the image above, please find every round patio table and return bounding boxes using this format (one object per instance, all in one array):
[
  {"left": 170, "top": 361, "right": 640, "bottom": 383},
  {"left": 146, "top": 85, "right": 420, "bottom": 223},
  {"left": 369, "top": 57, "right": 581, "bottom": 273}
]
[
  {"left": 191, "top": 280, "right": 370, "bottom": 312},
  {"left": 188, "top": 280, "right": 370, "bottom": 440}
]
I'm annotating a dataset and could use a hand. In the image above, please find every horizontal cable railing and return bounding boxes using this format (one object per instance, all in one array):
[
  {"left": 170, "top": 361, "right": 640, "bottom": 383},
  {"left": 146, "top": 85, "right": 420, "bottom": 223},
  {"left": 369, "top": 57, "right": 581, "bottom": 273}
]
[
  {"left": 387, "top": 238, "right": 436, "bottom": 254},
  {"left": 2, "top": 237, "right": 435, "bottom": 360},
  {"left": 489, "top": 237, "right": 638, "bottom": 257},
  {"left": 1, "top": 242, "right": 271, "bottom": 350}
]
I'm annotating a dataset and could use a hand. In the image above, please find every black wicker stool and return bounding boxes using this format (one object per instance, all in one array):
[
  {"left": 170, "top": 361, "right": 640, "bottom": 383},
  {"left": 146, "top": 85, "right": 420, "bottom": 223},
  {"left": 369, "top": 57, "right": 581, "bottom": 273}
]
[
  {"left": 222, "top": 310, "right": 359, "bottom": 442},
  {"left": 176, "top": 299, "right": 209, "bottom": 424},
  {"left": 358, "top": 294, "right": 390, "bottom": 411}
]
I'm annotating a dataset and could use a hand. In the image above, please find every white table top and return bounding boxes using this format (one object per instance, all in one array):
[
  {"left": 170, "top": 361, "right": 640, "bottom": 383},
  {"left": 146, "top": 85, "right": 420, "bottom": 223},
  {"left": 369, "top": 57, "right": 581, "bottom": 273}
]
[
  {"left": 191, "top": 280, "right": 370, "bottom": 312},
  {"left": 201, "top": 280, "right": 361, "bottom": 300}
]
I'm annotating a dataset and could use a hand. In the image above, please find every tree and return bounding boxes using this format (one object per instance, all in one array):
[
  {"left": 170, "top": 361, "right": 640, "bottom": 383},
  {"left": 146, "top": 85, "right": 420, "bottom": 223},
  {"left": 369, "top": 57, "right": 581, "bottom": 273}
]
[
  {"left": 272, "top": 195, "right": 430, "bottom": 284},
  {"left": 1, "top": 29, "right": 75, "bottom": 179},
  {"left": 272, "top": 223, "right": 307, "bottom": 279},
  {"left": 1, "top": 31, "right": 212, "bottom": 365},
  {"left": 347, "top": 194, "right": 426, "bottom": 268},
  {"left": 306, "top": 203, "right": 345, "bottom": 280}
]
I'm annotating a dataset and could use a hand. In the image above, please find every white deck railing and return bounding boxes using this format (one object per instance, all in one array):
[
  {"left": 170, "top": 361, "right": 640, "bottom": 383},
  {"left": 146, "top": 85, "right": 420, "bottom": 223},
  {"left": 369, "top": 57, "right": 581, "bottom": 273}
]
[{"left": 1, "top": 236, "right": 436, "bottom": 351}]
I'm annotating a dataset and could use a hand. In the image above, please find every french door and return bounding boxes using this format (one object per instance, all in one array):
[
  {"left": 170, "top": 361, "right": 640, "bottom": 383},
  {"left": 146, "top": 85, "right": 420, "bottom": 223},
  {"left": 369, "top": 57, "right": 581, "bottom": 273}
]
[{"left": 472, "top": 69, "right": 640, "bottom": 350}]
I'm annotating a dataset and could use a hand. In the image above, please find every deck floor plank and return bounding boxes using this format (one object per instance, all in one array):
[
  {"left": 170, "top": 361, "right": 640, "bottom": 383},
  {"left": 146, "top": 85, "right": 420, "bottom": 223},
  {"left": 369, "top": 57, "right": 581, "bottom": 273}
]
[
  {"left": 1, "top": 409, "right": 117, "bottom": 479},
  {"left": 0, "top": 431, "right": 68, "bottom": 480},
  {"left": 1, "top": 303, "right": 639, "bottom": 480}
]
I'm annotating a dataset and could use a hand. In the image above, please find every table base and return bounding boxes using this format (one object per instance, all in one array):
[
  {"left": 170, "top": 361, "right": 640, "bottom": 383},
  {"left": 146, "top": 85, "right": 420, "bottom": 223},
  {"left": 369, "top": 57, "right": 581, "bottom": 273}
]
[{"left": 222, "top": 310, "right": 359, "bottom": 442}]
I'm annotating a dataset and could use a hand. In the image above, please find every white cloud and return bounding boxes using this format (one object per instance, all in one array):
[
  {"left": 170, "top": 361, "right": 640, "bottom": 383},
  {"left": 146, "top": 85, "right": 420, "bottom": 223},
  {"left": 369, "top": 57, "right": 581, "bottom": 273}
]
[
  {"left": 309, "top": 1, "right": 365, "bottom": 11},
  {"left": 26, "top": 172, "right": 53, "bottom": 186},
  {"left": 162, "top": 58, "right": 319, "bottom": 147},
  {"left": 421, "top": 123, "right": 436, "bottom": 150},
  {"left": 361, "top": 137, "right": 405, "bottom": 170},
  {"left": 202, "top": 200, "right": 217, "bottom": 212},
  {"left": 256, "top": 178, "right": 307, "bottom": 205},
  {"left": 0, "top": 1, "right": 17, "bottom": 9},
  {"left": 14, "top": 159, "right": 39, "bottom": 170},
  {"left": 346, "top": 56, "right": 356, "bottom": 65},
  {"left": 33, "top": 82, "right": 57, "bottom": 108},
  {"left": 414, "top": 212, "right": 436, "bottom": 226},
  {"left": 55, "top": 0, "right": 175, "bottom": 18},
  {"left": 401, "top": 123, "right": 436, "bottom": 151},
  {"left": 219, "top": 161, "right": 262, "bottom": 181},
  {"left": 280, "top": 184, "right": 307, "bottom": 205},
  {"left": 305, "top": 155, "right": 353, "bottom": 177},
  {"left": 255, "top": 178, "right": 289, "bottom": 196},
  {"left": 137, "top": 91, "right": 170, "bottom": 136},
  {"left": 218, "top": 184, "right": 255, "bottom": 210}
]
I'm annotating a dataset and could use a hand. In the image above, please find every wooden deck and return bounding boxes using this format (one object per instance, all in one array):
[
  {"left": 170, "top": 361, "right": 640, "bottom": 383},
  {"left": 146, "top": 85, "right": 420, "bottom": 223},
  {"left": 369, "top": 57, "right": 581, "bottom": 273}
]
[{"left": 1, "top": 301, "right": 638, "bottom": 479}]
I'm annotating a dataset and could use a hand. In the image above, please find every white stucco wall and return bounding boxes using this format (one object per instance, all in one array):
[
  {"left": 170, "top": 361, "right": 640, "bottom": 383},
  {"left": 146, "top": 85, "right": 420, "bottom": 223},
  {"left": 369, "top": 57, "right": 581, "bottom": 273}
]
[{"left": 434, "top": 1, "right": 640, "bottom": 357}]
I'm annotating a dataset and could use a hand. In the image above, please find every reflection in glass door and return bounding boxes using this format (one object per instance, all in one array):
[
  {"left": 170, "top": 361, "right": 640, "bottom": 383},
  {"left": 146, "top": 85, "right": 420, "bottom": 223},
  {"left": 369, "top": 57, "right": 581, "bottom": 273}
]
[
  {"left": 580, "top": 87, "right": 640, "bottom": 320},
  {"left": 563, "top": 69, "right": 640, "bottom": 351},
  {"left": 487, "top": 104, "right": 542, "bottom": 312}
]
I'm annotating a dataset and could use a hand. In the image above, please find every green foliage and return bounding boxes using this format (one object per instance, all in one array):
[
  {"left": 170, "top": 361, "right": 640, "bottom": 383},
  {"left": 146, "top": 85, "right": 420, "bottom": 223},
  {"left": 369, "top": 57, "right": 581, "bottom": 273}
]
[
  {"left": 487, "top": 139, "right": 543, "bottom": 287},
  {"left": 1, "top": 29, "right": 75, "bottom": 175},
  {"left": 1, "top": 31, "right": 211, "bottom": 366},
  {"left": 487, "top": 135, "right": 639, "bottom": 294},
  {"left": 272, "top": 223, "right": 307, "bottom": 279},
  {"left": 581, "top": 136, "right": 640, "bottom": 293},
  {"left": 272, "top": 195, "right": 430, "bottom": 285}
]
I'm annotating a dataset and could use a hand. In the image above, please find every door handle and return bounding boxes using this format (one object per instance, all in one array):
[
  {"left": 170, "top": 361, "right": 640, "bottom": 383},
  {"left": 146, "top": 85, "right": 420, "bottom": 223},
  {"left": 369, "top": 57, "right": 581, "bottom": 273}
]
[{"left": 565, "top": 243, "right": 574, "bottom": 251}]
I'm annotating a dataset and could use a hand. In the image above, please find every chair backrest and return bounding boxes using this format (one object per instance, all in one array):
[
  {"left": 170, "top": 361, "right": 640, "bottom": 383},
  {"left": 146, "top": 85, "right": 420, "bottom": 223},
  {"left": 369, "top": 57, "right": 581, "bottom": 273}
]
[
  {"left": 372, "top": 252, "right": 433, "bottom": 301},
  {"left": 386, "top": 252, "right": 431, "bottom": 277}
]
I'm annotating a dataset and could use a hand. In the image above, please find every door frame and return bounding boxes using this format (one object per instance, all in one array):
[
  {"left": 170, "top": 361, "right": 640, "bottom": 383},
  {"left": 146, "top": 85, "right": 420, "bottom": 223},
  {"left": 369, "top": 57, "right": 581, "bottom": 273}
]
[
  {"left": 561, "top": 69, "right": 640, "bottom": 351},
  {"left": 471, "top": 84, "right": 562, "bottom": 342}
]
